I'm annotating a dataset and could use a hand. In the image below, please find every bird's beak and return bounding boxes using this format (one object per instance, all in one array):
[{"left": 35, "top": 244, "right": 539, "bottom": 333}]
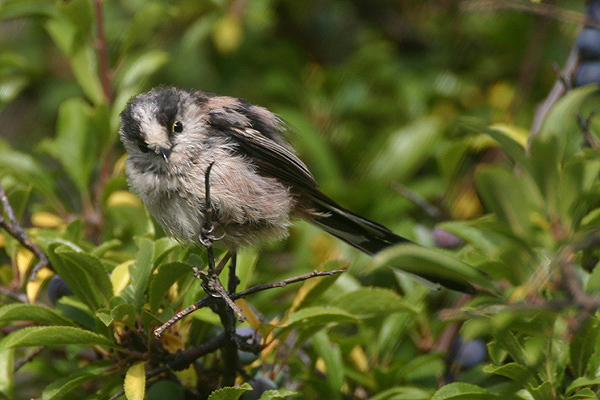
[{"left": 159, "top": 146, "right": 172, "bottom": 161}]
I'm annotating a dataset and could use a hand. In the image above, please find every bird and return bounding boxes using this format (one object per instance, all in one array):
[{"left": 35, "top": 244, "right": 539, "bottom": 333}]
[{"left": 119, "top": 86, "right": 472, "bottom": 292}]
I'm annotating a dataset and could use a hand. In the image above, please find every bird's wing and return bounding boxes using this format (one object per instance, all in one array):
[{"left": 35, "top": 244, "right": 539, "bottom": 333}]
[{"left": 206, "top": 98, "right": 319, "bottom": 192}]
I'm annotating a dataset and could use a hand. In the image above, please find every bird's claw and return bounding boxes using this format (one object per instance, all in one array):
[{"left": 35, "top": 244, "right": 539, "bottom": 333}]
[{"left": 199, "top": 224, "right": 225, "bottom": 247}]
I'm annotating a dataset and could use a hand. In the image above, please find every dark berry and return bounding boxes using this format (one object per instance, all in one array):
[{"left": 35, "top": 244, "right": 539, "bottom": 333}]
[
  {"left": 574, "top": 62, "right": 600, "bottom": 87},
  {"left": 576, "top": 28, "right": 600, "bottom": 60},
  {"left": 47, "top": 275, "right": 73, "bottom": 305},
  {"left": 433, "top": 227, "right": 463, "bottom": 249},
  {"left": 586, "top": 0, "right": 600, "bottom": 25},
  {"left": 450, "top": 337, "right": 487, "bottom": 369}
]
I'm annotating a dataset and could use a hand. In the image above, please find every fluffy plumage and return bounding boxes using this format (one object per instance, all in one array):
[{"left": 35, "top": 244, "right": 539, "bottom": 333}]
[{"left": 117, "top": 87, "right": 483, "bottom": 292}]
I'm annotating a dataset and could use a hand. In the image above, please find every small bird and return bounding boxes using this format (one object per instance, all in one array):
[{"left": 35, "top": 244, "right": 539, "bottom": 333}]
[{"left": 119, "top": 86, "right": 466, "bottom": 291}]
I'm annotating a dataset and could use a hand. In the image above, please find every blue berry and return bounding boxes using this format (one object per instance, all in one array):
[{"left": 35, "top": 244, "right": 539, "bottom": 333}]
[
  {"left": 574, "top": 62, "right": 600, "bottom": 87},
  {"left": 452, "top": 337, "right": 486, "bottom": 368},
  {"left": 576, "top": 29, "right": 600, "bottom": 60},
  {"left": 47, "top": 275, "right": 73, "bottom": 305},
  {"left": 433, "top": 227, "right": 463, "bottom": 249},
  {"left": 586, "top": 0, "right": 600, "bottom": 24}
]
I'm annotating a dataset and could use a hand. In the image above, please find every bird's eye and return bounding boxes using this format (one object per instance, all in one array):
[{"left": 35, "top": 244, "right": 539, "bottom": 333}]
[
  {"left": 138, "top": 143, "right": 150, "bottom": 153},
  {"left": 171, "top": 120, "right": 183, "bottom": 133}
]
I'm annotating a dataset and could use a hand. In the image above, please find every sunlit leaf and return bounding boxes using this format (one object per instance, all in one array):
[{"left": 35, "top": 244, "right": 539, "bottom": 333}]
[{"left": 124, "top": 362, "right": 145, "bottom": 400}]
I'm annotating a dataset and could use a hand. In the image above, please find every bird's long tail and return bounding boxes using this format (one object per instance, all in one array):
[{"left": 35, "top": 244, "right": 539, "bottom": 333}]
[
  {"left": 308, "top": 195, "right": 476, "bottom": 293},
  {"left": 308, "top": 196, "right": 410, "bottom": 255}
]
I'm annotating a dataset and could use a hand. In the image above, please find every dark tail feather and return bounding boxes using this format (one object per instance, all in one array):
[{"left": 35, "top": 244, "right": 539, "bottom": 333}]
[
  {"left": 309, "top": 195, "right": 478, "bottom": 293},
  {"left": 309, "top": 197, "right": 410, "bottom": 255},
  {"left": 309, "top": 196, "right": 453, "bottom": 292}
]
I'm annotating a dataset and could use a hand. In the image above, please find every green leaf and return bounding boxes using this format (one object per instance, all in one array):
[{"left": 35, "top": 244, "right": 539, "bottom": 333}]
[
  {"left": 257, "top": 388, "right": 297, "bottom": 400},
  {"left": 377, "top": 288, "right": 427, "bottom": 362},
  {"left": 0, "top": 344, "right": 14, "bottom": 398},
  {"left": 152, "top": 237, "right": 181, "bottom": 265},
  {"left": 567, "top": 387, "right": 598, "bottom": 400},
  {"left": 130, "top": 237, "right": 156, "bottom": 308},
  {"left": 0, "top": 144, "right": 63, "bottom": 212},
  {"left": 116, "top": 50, "right": 169, "bottom": 89},
  {"left": 207, "top": 383, "right": 252, "bottom": 400},
  {"left": 483, "top": 363, "right": 532, "bottom": 386},
  {"left": 286, "top": 306, "right": 359, "bottom": 330},
  {"left": 121, "top": 2, "right": 172, "bottom": 52},
  {"left": 52, "top": 247, "right": 113, "bottom": 310},
  {"left": 463, "top": 123, "right": 528, "bottom": 167},
  {"left": 475, "top": 165, "right": 538, "bottom": 237},
  {"left": 41, "top": 361, "right": 112, "bottom": 400},
  {"left": 148, "top": 262, "right": 192, "bottom": 313},
  {"left": 369, "top": 386, "right": 431, "bottom": 400},
  {"left": 312, "top": 330, "right": 344, "bottom": 399},
  {"left": 566, "top": 376, "right": 600, "bottom": 396},
  {"left": 570, "top": 318, "right": 600, "bottom": 377},
  {"left": 124, "top": 362, "right": 145, "bottom": 400},
  {"left": 91, "top": 239, "right": 122, "bottom": 258},
  {"left": 0, "top": 304, "right": 76, "bottom": 327},
  {"left": 535, "top": 86, "right": 597, "bottom": 162},
  {"left": 0, "top": 0, "right": 56, "bottom": 18},
  {"left": 45, "top": 13, "right": 104, "bottom": 104},
  {"left": 40, "top": 98, "right": 98, "bottom": 193},
  {"left": 370, "top": 244, "right": 496, "bottom": 294},
  {"left": 110, "top": 304, "right": 137, "bottom": 328},
  {"left": 331, "top": 287, "right": 418, "bottom": 316},
  {"left": 4, "top": 326, "right": 115, "bottom": 349},
  {"left": 493, "top": 331, "right": 534, "bottom": 373},
  {"left": 369, "top": 116, "right": 445, "bottom": 182},
  {"left": 528, "top": 381, "right": 554, "bottom": 400},
  {"left": 431, "top": 382, "right": 491, "bottom": 400}
]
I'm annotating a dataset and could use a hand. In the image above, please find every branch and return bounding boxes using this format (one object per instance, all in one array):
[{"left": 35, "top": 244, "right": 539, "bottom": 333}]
[
  {"left": 577, "top": 111, "right": 600, "bottom": 156},
  {"left": 528, "top": 45, "right": 580, "bottom": 147},
  {"left": 154, "top": 269, "right": 346, "bottom": 337},
  {"left": 0, "top": 182, "right": 52, "bottom": 280},
  {"left": 93, "top": 0, "right": 112, "bottom": 105}
]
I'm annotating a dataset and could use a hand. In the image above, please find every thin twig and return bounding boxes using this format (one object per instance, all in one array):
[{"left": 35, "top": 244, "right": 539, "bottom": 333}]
[
  {"left": 390, "top": 182, "right": 442, "bottom": 219},
  {"left": 13, "top": 346, "right": 45, "bottom": 372},
  {"left": 577, "top": 111, "right": 600, "bottom": 156},
  {"left": 529, "top": 47, "right": 580, "bottom": 148},
  {"left": 0, "top": 182, "right": 52, "bottom": 280},
  {"left": 154, "top": 269, "right": 346, "bottom": 337},
  {"left": 461, "top": 0, "right": 588, "bottom": 26},
  {"left": 0, "top": 285, "right": 28, "bottom": 303},
  {"left": 93, "top": 0, "right": 112, "bottom": 105}
]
